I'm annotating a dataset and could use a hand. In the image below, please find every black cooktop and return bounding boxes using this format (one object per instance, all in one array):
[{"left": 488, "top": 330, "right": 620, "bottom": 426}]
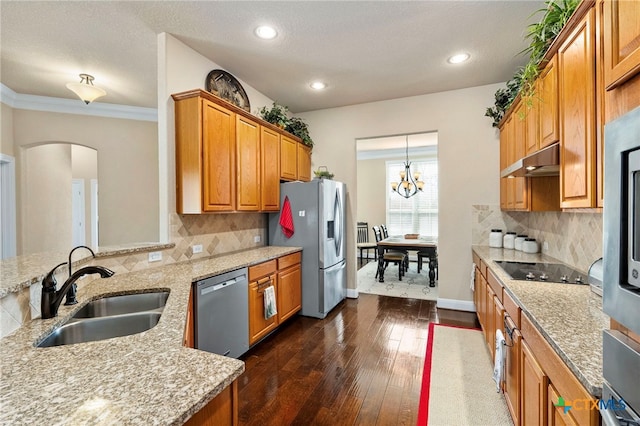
[{"left": 495, "top": 261, "right": 587, "bottom": 284}]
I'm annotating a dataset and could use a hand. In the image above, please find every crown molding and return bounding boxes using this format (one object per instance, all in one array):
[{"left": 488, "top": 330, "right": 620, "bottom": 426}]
[{"left": 0, "top": 83, "right": 157, "bottom": 122}]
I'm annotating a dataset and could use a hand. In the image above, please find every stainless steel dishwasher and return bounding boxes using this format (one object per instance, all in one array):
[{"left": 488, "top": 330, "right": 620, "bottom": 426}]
[{"left": 193, "top": 267, "right": 249, "bottom": 358}]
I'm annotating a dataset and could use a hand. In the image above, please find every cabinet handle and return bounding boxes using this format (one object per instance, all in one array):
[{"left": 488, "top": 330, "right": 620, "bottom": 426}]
[
  {"left": 503, "top": 314, "right": 518, "bottom": 347},
  {"left": 257, "top": 276, "right": 273, "bottom": 291}
]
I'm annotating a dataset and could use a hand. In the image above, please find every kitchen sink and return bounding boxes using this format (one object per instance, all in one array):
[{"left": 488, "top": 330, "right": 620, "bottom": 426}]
[
  {"left": 71, "top": 291, "right": 169, "bottom": 319},
  {"left": 36, "top": 291, "right": 169, "bottom": 348},
  {"left": 37, "top": 312, "right": 162, "bottom": 347}
]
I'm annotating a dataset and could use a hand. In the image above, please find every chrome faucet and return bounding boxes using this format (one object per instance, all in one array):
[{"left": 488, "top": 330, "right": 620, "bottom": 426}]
[
  {"left": 65, "top": 245, "right": 97, "bottom": 305},
  {"left": 41, "top": 263, "right": 114, "bottom": 319}
]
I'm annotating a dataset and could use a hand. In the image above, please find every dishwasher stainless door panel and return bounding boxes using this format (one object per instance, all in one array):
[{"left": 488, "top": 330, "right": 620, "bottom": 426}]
[{"left": 194, "top": 268, "right": 249, "bottom": 359}]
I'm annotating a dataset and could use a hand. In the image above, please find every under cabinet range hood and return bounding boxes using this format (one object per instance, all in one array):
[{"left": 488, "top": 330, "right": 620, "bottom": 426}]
[{"left": 500, "top": 143, "right": 560, "bottom": 178}]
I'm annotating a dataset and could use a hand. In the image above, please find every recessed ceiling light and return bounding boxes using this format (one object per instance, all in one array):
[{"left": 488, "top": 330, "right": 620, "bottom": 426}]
[
  {"left": 255, "top": 26, "right": 277, "bottom": 40},
  {"left": 447, "top": 53, "right": 470, "bottom": 64},
  {"left": 310, "top": 81, "right": 327, "bottom": 90}
]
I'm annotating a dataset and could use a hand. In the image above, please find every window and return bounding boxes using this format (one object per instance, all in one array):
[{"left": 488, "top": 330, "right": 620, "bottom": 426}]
[{"left": 386, "top": 157, "right": 438, "bottom": 238}]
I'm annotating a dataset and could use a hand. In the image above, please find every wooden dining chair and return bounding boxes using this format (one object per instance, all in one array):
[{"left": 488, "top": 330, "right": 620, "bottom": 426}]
[
  {"left": 380, "top": 224, "right": 409, "bottom": 270},
  {"left": 372, "top": 225, "right": 407, "bottom": 280},
  {"left": 417, "top": 250, "right": 438, "bottom": 279},
  {"left": 356, "top": 222, "right": 377, "bottom": 260}
]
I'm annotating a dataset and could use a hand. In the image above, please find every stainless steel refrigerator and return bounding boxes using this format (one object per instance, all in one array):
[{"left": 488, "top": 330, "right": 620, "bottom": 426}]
[{"left": 269, "top": 179, "right": 347, "bottom": 319}]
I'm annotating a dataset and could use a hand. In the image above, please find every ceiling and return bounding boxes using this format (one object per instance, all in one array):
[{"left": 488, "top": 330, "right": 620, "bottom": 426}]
[{"left": 1, "top": 1, "right": 544, "bottom": 113}]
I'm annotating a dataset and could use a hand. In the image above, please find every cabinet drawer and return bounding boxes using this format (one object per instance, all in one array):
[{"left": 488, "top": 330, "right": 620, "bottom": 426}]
[
  {"left": 278, "top": 252, "right": 301, "bottom": 270},
  {"left": 472, "top": 251, "right": 480, "bottom": 267},
  {"left": 487, "top": 269, "right": 503, "bottom": 303},
  {"left": 503, "top": 290, "right": 521, "bottom": 328},
  {"left": 249, "top": 260, "right": 277, "bottom": 281}
]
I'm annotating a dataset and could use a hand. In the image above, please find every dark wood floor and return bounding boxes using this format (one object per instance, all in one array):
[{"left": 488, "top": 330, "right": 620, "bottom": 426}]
[{"left": 237, "top": 268, "right": 479, "bottom": 426}]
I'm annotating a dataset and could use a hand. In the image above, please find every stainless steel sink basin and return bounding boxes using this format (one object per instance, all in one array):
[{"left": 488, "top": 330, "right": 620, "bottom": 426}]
[
  {"left": 36, "top": 291, "right": 169, "bottom": 348},
  {"left": 37, "top": 312, "right": 162, "bottom": 347},
  {"left": 72, "top": 291, "right": 169, "bottom": 319}
]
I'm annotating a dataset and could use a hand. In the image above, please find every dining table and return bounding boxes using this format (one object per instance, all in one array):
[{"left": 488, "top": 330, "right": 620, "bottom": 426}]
[{"left": 376, "top": 236, "right": 438, "bottom": 287}]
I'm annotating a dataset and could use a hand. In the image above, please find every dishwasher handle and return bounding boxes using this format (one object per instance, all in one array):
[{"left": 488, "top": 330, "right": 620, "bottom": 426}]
[{"left": 200, "top": 275, "right": 246, "bottom": 296}]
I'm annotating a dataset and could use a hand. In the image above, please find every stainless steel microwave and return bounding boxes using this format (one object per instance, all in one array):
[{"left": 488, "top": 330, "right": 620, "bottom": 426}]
[{"left": 628, "top": 148, "right": 640, "bottom": 290}]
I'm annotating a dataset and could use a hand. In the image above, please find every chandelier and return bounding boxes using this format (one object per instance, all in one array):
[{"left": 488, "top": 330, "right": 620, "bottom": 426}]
[{"left": 390, "top": 136, "right": 424, "bottom": 198}]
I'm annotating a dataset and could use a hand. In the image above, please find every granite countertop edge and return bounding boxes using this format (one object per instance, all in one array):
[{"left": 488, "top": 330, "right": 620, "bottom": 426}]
[
  {"left": 0, "top": 245, "right": 302, "bottom": 425},
  {"left": 472, "top": 245, "right": 609, "bottom": 398},
  {"left": 0, "top": 242, "right": 177, "bottom": 298}
]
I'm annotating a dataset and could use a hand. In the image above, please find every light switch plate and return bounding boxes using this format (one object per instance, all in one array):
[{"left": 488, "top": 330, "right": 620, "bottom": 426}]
[
  {"left": 254, "top": 235, "right": 261, "bottom": 243},
  {"left": 148, "top": 252, "right": 162, "bottom": 262},
  {"left": 299, "top": 210, "right": 305, "bottom": 217},
  {"left": 192, "top": 244, "right": 203, "bottom": 254}
]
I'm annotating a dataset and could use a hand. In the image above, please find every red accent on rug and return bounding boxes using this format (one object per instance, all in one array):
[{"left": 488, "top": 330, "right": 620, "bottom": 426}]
[{"left": 416, "top": 323, "right": 482, "bottom": 426}]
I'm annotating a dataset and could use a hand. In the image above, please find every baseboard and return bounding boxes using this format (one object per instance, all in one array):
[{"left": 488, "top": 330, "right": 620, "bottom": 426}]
[
  {"left": 436, "top": 298, "right": 476, "bottom": 312},
  {"left": 346, "top": 288, "right": 359, "bottom": 299}
]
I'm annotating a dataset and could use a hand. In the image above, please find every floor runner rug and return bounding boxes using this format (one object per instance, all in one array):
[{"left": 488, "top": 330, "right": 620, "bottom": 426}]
[
  {"left": 356, "top": 261, "right": 437, "bottom": 301},
  {"left": 417, "top": 323, "right": 513, "bottom": 425}
]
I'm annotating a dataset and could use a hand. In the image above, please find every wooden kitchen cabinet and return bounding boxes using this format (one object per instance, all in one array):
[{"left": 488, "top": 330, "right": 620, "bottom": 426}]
[
  {"left": 521, "top": 340, "right": 549, "bottom": 426},
  {"left": 174, "top": 95, "right": 236, "bottom": 213},
  {"left": 558, "top": 8, "right": 597, "bottom": 208},
  {"left": 173, "top": 89, "right": 309, "bottom": 213},
  {"left": 512, "top": 100, "right": 529, "bottom": 210},
  {"left": 538, "top": 55, "right": 560, "bottom": 149},
  {"left": 261, "top": 126, "right": 281, "bottom": 211},
  {"left": 280, "top": 135, "right": 298, "bottom": 181},
  {"left": 277, "top": 252, "right": 302, "bottom": 323},
  {"left": 504, "top": 314, "right": 521, "bottom": 426},
  {"left": 236, "top": 115, "right": 261, "bottom": 211},
  {"left": 602, "top": 0, "right": 640, "bottom": 90},
  {"left": 297, "top": 143, "right": 312, "bottom": 182},
  {"left": 548, "top": 383, "right": 579, "bottom": 426},
  {"left": 248, "top": 260, "right": 279, "bottom": 346},
  {"left": 185, "top": 380, "right": 238, "bottom": 426},
  {"left": 525, "top": 92, "right": 540, "bottom": 155}
]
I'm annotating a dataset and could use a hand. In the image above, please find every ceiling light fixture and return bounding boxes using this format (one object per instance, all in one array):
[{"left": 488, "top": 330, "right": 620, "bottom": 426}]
[
  {"left": 310, "top": 81, "right": 327, "bottom": 90},
  {"left": 447, "top": 53, "right": 470, "bottom": 64},
  {"left": 255, "top": 25, "right": 277, "bottom": 40},
  {"left": 390, "top": 136, "right": 424, "bottom": 198},
  {"left": 66, "top": 74, "right": 106, "bottom": 104}
]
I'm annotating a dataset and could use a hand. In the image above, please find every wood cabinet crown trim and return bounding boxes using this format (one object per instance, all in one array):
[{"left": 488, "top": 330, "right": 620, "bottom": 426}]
[{"left": 172, "top": 89, "right": 303, "bottom": 143}]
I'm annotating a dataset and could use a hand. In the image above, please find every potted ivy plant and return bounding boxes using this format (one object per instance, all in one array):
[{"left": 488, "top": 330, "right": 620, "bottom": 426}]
[
  {"left": 258, "top": 102, "right": 290, "bottom": 129},
  {"left": 285, "top": 117, "right": 314, "bottom": 148}
]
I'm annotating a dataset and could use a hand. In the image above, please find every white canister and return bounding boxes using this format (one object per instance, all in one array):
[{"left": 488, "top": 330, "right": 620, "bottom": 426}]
[
  {"left": 489, "top": 229, "right": 503, "bottom": 248},
  {"left": 503, "top": 232, "right": 516, "bottom": 250},
  {"left": 522, "top": 238, "right": 540, "bottom": 254},
  {"left": 514, "top": 235, "right": 528, "bottom": 251}
]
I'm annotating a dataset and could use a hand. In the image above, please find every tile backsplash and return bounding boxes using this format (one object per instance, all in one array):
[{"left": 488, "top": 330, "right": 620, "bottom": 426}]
[
  {"left": 472, "top": 204, "right": 603, "bottom": 272},
  {"left": 0, "top": 213, "right": 270, "bottom": 338}
]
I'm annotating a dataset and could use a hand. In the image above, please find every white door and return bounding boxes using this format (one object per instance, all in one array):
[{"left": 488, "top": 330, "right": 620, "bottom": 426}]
[{"left": 72, "top": 179, "right": 85, "bottom": 246}]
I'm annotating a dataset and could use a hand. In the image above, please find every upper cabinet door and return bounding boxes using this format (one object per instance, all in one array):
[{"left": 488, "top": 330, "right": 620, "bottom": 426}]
[
  {"left": 538, "top": 55, "right": 560, "bottom": 149},
  {"left": 236, "top": 115, "right": 261, "bottom": 211},
  {"left": 559, "top": 8, "right": 597, "bottom": 208},
  {"left": 261, "top": 126, "right": 281, "bottom": 211},
  {"left": 202, "top": 100, "right": 236, "bottom": 212},
  {"left": 297, "top": 144, "right": 312, "bottom": 182},
  {"left": 280, "top": 135, "right": 298, "bottom": 181},
  {"left": 603, "top": 0, "right": 640, "bottom": 90}
]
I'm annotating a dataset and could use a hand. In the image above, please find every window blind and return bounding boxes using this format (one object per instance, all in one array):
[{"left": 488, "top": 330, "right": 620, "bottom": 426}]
[{"left": 386, "top": 157, "right": 438, "bottom": 238}]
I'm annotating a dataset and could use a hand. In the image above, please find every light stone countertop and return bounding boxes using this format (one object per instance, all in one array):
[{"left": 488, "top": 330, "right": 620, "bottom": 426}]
[
  {"left": 472, "top": 245, "right": 609, "bottom": 398},
  {"left": 0, "top": 246, "right": 301, "bottom": 425},
  {"left": 0, "top": 243, "right": 175, "bottom": 298}
]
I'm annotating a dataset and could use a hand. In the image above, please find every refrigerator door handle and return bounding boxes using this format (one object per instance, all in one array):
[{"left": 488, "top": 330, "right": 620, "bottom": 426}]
[{"left": 334, "top": 189, "right": 342, "bottom": 256}]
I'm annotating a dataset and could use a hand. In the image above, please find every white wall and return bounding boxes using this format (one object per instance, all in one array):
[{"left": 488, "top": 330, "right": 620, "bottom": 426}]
[{"left": 299, "top": 84, "right": 501, "bottom": 308}]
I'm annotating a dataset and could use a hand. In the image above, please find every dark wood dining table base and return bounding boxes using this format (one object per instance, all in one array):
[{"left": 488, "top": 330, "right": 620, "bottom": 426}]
[{"left": 376, "top": 238, "right": 437, "bottom": 287}]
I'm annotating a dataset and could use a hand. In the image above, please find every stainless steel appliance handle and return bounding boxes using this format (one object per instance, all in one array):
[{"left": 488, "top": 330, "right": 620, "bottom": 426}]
[{"left": 334, "top": 189, "right": 342, "bottom": 254}]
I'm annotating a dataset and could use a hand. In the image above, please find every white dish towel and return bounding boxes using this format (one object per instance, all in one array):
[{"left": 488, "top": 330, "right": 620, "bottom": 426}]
[
  {"left": 493, "top": 329, "right": 506, "bottom": 392},
  {"left": 263, "top": 285, "right": 277, "bottom": 319},
  {"left": 470, "top": 263, "right": 476, "bottom": 291}
]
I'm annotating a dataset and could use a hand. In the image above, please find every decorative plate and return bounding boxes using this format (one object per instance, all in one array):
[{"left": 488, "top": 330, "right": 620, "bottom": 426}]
[{"left": 205, "top": 70, "right": 250, "bottom": 112}]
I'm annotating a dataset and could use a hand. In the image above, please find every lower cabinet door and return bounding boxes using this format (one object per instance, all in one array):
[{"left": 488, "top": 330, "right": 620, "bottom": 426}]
[
  {"left": 504, "top": 315, "right": 521, "bottom": 426},
  {"left": 548, "top": 383, "right": 579, "bottom": 426},
  {"left": 521, "top": 340, "right": 549, "bottom": 426},
  {"left": 248, "top": 275, "right": 279, "bottom": 346},
  {"left": 277, "top": 264, "right": 301, "bottom": 323}
]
